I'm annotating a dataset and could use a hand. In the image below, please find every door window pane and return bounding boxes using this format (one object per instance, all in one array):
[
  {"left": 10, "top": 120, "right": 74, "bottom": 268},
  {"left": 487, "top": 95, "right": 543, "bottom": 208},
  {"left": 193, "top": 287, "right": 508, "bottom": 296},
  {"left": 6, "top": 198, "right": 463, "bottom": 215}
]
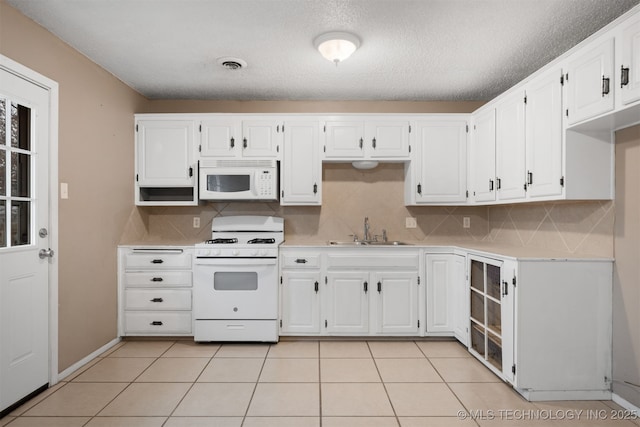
[
  {"left": 0, "top": 99, "right": 5, "bottom": 145},
  {"left": 11, "top": 103, "right": 30, "bottom": 150},
  {"left": 11, "top": 201, "right": 30, "bottom": 246},
  {"left": 0, "top": 201, "right": 5, "bottom": 247},
  {"left": 0, "top": 150, "right": 5, "bottom": 196},
  {"left": 11, "top": 152, "right": 30, "bottom": 197}
]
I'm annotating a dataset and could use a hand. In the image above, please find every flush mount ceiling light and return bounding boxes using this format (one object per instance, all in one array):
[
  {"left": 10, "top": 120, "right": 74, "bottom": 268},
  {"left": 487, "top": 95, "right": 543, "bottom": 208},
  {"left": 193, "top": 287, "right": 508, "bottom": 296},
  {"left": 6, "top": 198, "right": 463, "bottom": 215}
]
[
  {"left": 217, "top": 57, "right": 247, "bottom": 70},
  {"left": 314, "top": 31, "right": 361, "bottom": 65}
]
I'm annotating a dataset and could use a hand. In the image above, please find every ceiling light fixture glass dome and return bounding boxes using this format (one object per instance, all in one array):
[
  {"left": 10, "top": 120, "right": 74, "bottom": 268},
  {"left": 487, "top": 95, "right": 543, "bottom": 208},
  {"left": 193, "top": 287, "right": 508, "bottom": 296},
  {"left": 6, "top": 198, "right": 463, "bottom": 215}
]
[{"left": 314, "top": 31, "right": 361, "bottom": 65}]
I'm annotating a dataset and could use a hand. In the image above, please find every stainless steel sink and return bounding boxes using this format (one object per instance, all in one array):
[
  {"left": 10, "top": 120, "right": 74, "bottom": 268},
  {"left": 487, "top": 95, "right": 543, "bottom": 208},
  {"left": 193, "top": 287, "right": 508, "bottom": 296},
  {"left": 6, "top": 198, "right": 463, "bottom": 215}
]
[{"left": 328, "top": 240, "right": 412, "bottom": 246}]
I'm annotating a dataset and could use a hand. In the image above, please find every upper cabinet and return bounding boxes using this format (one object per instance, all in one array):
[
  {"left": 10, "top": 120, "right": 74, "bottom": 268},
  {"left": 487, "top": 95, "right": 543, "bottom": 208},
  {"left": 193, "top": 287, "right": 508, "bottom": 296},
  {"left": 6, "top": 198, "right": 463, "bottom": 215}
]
[
  {"left": 565, "top": 38, "right": 615, "bottom": 125},
  {"left": 323, "top": 118, "right": 410, "bottom": 160},
  {"left": 406, "top": 117, "right": 468, "bottom": 205},
  {"left": 495, "top": 90, "right": 527, "bottom": 201},
  {"left": 134, "top": 118, "right": 198, "bottom": 206},
  {"left": 469, "top": 108, "right": 497, "bottom": 203},
  {"left": 200, "top": 117, "right": 282, "bottom": 159},
  {"left": 619, "top": 14, "right": 640, "bottom": 106},
  {"left": 280, "top": 120, "right": 322, "bottom": 205}
]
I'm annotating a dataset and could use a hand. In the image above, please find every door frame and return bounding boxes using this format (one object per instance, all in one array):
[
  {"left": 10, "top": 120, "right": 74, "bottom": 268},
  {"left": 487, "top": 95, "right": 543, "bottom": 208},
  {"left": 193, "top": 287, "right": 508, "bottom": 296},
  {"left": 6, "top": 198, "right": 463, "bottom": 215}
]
[{"left": 0, "top": 54, "right": 59, "bottom": 386}]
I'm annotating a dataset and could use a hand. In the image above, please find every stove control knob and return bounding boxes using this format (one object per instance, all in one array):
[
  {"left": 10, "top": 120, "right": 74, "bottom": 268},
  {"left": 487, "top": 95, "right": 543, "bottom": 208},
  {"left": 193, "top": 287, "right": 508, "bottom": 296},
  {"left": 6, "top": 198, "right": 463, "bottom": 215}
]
[
  {"left": 251, "top": 249, "right": 259, "bottom": 256},
  {"left": 232, "top": 250, "right": 240, "bottom": 256},
  {"left": 211, "top": 249, "right": 221, "bottom": 256},
  {"left": 199, "top": 249, "right": 210, "bottom": 257},
  {"left": 259, "top": 249, "right": 267, "bottom": 256}
]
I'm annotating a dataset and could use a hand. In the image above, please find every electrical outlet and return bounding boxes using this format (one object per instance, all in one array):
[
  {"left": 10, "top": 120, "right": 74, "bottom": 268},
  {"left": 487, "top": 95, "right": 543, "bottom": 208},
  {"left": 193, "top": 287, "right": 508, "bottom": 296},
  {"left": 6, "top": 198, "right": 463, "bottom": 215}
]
[
  {"left": 193, "top": 217, "right": 201, "bottom": 228},
  {"left": 60, "top": 183, "right": 69, "bottom": 199},
  {"left": 463, "top": 217, "right": 471, "bottom": 229},
  {"left": 405, "top": 217, "right": 417, "bottom": 228}
]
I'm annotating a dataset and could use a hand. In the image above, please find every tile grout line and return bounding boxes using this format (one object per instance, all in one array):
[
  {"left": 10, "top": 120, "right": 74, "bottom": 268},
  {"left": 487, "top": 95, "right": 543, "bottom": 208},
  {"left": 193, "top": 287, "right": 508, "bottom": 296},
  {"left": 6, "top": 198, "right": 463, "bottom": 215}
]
[
  {"left": 366, "top": 341, "right": 401, "bottom": 427},
  {"left": 239, "top": 344, "right": 270, "bottom": 427}
]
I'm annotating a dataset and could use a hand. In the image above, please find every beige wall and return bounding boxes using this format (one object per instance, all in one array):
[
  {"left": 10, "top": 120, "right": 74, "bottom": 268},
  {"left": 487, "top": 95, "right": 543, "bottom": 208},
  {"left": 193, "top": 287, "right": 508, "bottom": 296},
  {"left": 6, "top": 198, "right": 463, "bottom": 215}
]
[
  {"left": 613, "top": 124, "right": 640, "bottom": 407},
  {"left": 0, "top": 0, "right": 147, "bottom": 371}
]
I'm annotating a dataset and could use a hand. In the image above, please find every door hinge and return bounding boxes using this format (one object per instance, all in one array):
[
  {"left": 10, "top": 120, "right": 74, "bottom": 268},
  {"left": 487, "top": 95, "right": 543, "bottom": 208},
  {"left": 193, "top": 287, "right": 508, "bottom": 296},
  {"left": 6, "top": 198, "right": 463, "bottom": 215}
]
[
  {"left": 280, "top": 276, "right": 283, "bottom": 284},
  {"left": 323, "top": 145, "right": 326, "bottom": 153},
  {"left": 466, "top": 124, "right": 469, "bottom": 133},
  {"left": 408, "top": 145, "right": 411, "bottom": 153},
  {"left": 323, "top": 124, "right": 326, "bottom": 132},
  {"left": 135, "top": 124, "right": 138, "bottom": 132},
  {"left": 136, "top": 174, "right": 139, "bottom": 182},
  {"left": 276, "top": 145, "right": 279, "bottom": 153},
  {"left": 281, "top": 190, "right": 284, "bottom": 198},
  {"left": 417, "top": 320, "right": 420, "bottom": 328},
  {"left": 466, "top": 190, "right": 469, "bottom": 198},
  {"left": 512, "top": 275, "right": 516, "bottom": 287},
  {"left": 199, "top": 124, "right": 202, "bottom": 132},
  {"left": 566, "top": 109, "right": 569, "bottom": 117},
  {"left": 512, "top": 364, "right": 516, "bottom": 375},
  {"left": 560, "top": 176, "right": 565, "bottom": 187},
  {"left": 409, "top": 124, "right": 412, "bottom": 133},
  {"left": 325, "top": 276, "right": 328, "bottom": 284},
  {"left": 417, "top": 276, "right": 420, "bottom": 285},
  {"left": 325, "top": 320, "right": 328, "bottom": 328},
  {"left": 524, "top": 95, "right": 527, "bottom": 104},
  {"left": 560, "top": 74, "right": 565, "bottom": 86},
  {"left": 280, "top": 319, "right": 282, "bottom": 328},
  {"left": 198, "top": 144, "right": 202, "bottom": 153}
]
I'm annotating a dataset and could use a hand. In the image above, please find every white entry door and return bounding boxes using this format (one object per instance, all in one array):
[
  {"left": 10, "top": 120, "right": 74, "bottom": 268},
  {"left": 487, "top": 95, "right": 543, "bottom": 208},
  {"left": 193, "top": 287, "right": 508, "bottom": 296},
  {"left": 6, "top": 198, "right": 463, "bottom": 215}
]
[{"left": 0, "top": 67, "right": 51, "bottom": 414}]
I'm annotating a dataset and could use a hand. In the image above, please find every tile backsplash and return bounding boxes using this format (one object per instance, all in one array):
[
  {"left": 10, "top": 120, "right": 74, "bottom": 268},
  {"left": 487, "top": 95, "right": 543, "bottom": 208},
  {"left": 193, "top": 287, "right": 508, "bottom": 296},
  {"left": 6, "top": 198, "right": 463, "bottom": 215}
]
[{"left": 120, "top": 163, "right": 613, "bottom": 257}]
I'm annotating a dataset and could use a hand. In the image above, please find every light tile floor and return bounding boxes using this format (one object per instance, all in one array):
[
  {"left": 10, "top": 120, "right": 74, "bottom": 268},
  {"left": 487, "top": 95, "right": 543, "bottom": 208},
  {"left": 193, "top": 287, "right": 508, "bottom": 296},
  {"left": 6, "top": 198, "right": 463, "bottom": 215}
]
[{"left": 2, "top": 339, "right": 639, "bottom": 427}]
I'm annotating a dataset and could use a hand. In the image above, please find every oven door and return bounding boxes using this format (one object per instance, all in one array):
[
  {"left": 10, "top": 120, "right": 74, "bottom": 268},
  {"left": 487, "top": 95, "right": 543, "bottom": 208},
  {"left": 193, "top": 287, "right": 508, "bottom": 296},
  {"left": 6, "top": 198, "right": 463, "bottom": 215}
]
[{"left": 193, "top": 257, "right": 278, "bottom": 320}]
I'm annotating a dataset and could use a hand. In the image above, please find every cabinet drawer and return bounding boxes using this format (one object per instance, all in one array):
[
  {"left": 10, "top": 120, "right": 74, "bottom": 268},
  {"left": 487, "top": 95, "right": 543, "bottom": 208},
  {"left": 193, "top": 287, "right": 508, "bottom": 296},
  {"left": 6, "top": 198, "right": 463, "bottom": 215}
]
[
  {"left": 124, "top": 312, "right": 192, "bottom": 334},
  {"left": 281, "top": 253, "right": 320, "bottom": 268},
  {"left": 124, "top": 271, "right": 192, "bottom": 287},
  {"left": 125, "top": 289, "right": 192, "bottom": 310},
  {"left": 124, "top": 251, "right": 191, "bottom": 269}
]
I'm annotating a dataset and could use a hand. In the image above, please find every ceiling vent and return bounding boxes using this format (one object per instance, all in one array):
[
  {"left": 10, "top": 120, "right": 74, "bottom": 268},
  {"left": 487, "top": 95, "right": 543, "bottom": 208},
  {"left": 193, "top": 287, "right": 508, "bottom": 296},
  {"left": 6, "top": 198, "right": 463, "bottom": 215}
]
[{"left": 217, "top": 57, "right": 247, "bottom": 70}]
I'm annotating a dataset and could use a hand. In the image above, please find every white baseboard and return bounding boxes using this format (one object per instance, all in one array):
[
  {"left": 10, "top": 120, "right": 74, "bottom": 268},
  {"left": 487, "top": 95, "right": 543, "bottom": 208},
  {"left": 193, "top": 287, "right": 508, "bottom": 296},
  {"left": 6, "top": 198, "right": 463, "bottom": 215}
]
[
  {"left": 612, "top": 393, "right": 640, "bottom": 414},
  {"left": 55, "top": 337, "right": 122, "bottom": 383}
]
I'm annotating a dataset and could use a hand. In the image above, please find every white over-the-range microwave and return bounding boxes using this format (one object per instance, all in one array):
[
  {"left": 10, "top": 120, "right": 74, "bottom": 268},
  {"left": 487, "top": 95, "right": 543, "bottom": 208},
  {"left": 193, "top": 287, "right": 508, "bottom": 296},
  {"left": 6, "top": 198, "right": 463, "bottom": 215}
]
[{"left": 198, "top": 159, "right": 278, "bottom": 201}]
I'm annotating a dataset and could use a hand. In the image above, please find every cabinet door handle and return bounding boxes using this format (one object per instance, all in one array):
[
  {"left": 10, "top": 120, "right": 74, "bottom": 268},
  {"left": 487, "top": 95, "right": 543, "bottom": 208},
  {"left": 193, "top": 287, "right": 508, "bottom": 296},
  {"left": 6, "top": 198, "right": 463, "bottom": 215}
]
[
  {"left": 243, "top": 137, "right": 248, "bottom": 148},
  {"left": 151, "top": 259, "right": 164, "bottom": 264},
  {"left": 377, "top": 281, "right": 382, "bottom": 293},
  {"left": 188, "top": 167, "right": 193, "bottom": 177},
  {"left": 151, "top": 277, "right": 164, "bottom": 282},
  {"left": 496, "top": 178, "right": 501, "bottom": 190},
  {"left": 150, "top": 321, "right": 163, "bottom": 326},
  {"left": 489, "top": 179, "right": 494, "bottom": 191},
  {"left": 417, "top": 183, "right": 422, "bottom": 195},
  {"left": 314, "top": 281, "right": 319, "bottom": 293},
  {"left": 364, "top": 281, "right": 368, "bottom": 293},
  {"left": 359, "top": 138, "right": 363, "bottom": 149},
  {"left": 502, "top": 281, "right": 508, "bottom": 297},
  {"left": 621, "top": 66, "right": 630, "bottom": 88},
  {"left": 372, "top": 137, "right": 377, "bottom": 149},
  {"left": 150, "top": 298, "right": 164, "bottom": 303},
  {"left": 527, "top": 171, "right": 533, "bottom": 185},
  {"left": 230, "top": 137, "right": 235, "bottom": 148},
  {"left": 294, "top": 258, "right": 308, "bottom": 264},
  {"left": 602, "top": 76, "right": 610, "bottom": 96},
  {"left": 313, "top": 183, "right": 318, "bottom": 194}
]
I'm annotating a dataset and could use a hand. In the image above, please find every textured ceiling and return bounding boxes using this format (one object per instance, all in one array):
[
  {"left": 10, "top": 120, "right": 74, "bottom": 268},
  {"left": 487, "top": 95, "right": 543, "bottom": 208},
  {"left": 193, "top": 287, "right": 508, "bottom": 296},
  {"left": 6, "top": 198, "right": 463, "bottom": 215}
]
[{"left": 6, "top": 0, "right": 640, "bottom": 101}]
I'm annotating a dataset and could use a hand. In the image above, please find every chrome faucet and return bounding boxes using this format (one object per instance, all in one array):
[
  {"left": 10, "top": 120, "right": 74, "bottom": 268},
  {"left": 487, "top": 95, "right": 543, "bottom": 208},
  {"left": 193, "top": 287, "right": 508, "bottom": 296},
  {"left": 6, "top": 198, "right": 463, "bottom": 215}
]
[{"left": 364, "top": 217, "right": 371, "bottom": 242}]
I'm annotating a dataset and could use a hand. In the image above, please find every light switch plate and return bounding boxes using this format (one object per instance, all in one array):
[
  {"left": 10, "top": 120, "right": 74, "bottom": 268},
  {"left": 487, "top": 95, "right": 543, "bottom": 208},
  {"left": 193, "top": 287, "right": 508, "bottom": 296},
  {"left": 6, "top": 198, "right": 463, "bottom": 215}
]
[
  {"left": 60, "top": 182, "right": 69, "bottom": 199},
  {"left": 405, "top": 217, "right": 417, "bottom": 228},
  {"left": 193, "top": 217, "right": 201, "bottom": 228}
]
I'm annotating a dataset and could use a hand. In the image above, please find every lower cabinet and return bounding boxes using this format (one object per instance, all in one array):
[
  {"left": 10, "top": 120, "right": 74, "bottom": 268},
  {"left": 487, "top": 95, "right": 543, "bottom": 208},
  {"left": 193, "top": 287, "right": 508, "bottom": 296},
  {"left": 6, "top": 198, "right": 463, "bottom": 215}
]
[
  {"left": 118, "top": 246, "right": 194, "bottom": 336},
  {"left": 467, "top": 252, "right": 613, "bottom": 401},
  {"left": 425, "top": 253, "right": 467, "bottom": 343},
  {"left": 280, "top": 248, "right": 421, "bottom": 336}
]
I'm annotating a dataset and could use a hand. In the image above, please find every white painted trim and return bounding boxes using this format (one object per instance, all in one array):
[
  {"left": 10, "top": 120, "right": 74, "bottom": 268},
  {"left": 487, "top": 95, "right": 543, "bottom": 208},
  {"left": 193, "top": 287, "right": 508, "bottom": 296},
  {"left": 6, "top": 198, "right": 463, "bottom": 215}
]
[
  {"left": 612, "top": 393, "right": 640, "bottom": 414},
  {"left": 0, "top": 54, "right": 59, "bottom": 386},
  {"left": 57, "top": 338, "right": 121, "bottom": 381}
]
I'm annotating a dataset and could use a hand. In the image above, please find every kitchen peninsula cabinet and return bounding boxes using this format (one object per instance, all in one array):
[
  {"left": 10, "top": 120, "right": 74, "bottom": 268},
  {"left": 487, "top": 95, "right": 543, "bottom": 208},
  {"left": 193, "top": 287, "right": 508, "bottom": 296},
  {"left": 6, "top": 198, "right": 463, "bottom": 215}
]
[
  {"left": 118, "top": 246, "right": 194, "bottom": 336},
  {"left": 279, "top": 250, "right": 321, "bottom": 334},
  {"left": 425, "top": 253, "right": 466, "bottom": 342},
  {"left": 322, "top": 118, "right": 410, "bottom": 160},
  {"left": 134, "top": 118, "right": 198, "bottom": 205},
  {"left": 406, "top": 117, "right": 468, "bottom": 205},
  {"left": 280, "top": 120, "right": 322, "bottom": 205}
]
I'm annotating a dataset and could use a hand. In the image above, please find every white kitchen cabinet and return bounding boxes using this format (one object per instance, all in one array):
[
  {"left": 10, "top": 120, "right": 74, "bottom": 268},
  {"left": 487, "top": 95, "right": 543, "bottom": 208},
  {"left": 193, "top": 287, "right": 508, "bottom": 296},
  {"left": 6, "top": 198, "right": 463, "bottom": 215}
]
[
  {"left": 495, "top": 90, "right": 526, "bottom": 201},
  {"left": 524, "top": 66, "right": 564, "bottom": 199},
  {"left": 372, "top": 271, "right": 419, "bottom": 334},
  {"left": 566, "top": 38, "right": 615, "bottom": 125},
  {"left": 134, "top": 119, "right": 198, "bottom": 205},
  {"left": 408, "top": 118, "right": 468, "bottom": 205},
  {"left": 118, "top": 246, "right": 194, "bottom": 336},
  {"left": 325, "top": 271, "right": 370, "bottom": 334},
  {"left": 323, "top": 118, "right": 410, "bottom": 160},
  {"left": 425, "top": 253, "right": 466, "bottom": 337},
  {"left": 199, "top": 117, "right": 282, "bottom": 159},
  {"left": 280, "top": 120, "right": 321, "bottom": 205},
  {"left": 470, "top": 108, "right": 496, "bottom": 203},
  {"left": 280, "top": 270, "right": 321, "bottom": 334},
  {"left": 619, "top": 14, "right": 640, "bottom": 105}
]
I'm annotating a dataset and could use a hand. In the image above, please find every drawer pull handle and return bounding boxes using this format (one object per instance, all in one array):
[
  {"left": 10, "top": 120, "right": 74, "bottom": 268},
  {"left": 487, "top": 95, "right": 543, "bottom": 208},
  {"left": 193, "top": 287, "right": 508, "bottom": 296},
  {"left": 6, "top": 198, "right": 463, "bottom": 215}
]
[
  {"left": 151, "top": 277, "right": 164, "bottom": 282},
  {"left": 295, "top": 258, "right": 308, "bottom": 264},
  {"left": 151, "top": 259, "right": 164, "bottom": 264},
  {"left": 150, "top": 298, "right": 164, "bottom": 303},
  {"left": 150, "top": 321, "right": 163, "bottom": 326}
]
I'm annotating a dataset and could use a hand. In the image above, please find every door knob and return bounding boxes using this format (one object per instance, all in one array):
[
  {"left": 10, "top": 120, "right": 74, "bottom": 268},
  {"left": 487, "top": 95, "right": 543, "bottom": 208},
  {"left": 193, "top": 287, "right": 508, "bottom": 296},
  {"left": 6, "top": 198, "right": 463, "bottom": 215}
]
[{"left": 39, "top": 248, "right": 54, "bottom": 259}]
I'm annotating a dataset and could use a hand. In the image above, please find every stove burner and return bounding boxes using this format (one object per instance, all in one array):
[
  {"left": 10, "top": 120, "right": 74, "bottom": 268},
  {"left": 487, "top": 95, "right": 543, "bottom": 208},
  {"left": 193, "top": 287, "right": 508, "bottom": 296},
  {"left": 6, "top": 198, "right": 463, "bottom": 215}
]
[
  {"left": 205, "top": 238, "right": 238, "bottom": 244},
  {"left": 247, "top": 238, "right": 276, "bottom": 244}
]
